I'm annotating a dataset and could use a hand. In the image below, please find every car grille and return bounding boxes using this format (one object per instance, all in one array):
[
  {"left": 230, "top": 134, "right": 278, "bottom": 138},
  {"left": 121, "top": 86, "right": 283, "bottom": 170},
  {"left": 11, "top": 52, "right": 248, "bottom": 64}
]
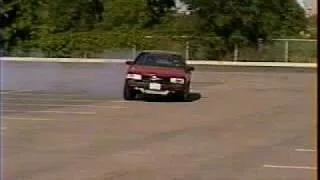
[{"left": 141, "top": 75, "right": 171, "bottom": 84}]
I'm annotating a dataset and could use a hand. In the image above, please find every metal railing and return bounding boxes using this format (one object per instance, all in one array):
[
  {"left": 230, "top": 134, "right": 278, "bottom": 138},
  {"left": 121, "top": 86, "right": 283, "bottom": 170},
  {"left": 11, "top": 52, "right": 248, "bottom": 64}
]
[
  {"left": 2, "top": 37, "right": 317, "bottom": 63},
  {"left": 137, "top": 36, "right": 317, "bottom": 63}
]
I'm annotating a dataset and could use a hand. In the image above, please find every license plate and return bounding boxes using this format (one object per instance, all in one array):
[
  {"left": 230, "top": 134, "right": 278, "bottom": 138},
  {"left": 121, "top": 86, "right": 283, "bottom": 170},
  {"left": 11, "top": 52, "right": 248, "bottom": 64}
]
[{"left": 149, "top": 83, "right": 161, "bottom": 90}]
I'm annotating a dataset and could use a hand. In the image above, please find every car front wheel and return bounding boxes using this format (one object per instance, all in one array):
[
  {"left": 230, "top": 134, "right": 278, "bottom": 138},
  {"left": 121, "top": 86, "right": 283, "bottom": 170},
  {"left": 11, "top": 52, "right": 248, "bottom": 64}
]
[
  {"left": 176, "top": 83, "right": 190, "bottom": 102},
  {"left": 123, "top": 81, "right": 137, "bottom": 100}
]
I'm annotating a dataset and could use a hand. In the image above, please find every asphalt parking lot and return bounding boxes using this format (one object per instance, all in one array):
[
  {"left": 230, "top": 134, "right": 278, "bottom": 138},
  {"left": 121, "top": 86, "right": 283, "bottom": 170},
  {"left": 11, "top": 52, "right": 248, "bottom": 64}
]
[{"left": 1, "top": 61, "right": 317, "bottom": 180}]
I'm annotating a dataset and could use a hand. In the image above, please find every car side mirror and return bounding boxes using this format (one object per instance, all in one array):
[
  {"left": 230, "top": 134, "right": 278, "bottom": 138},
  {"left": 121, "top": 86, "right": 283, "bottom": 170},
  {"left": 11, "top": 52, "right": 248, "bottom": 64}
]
[
  {"left": 186, "top": 65, "right": 195, "bottom": 71},
  {"left": 125, "top": 61, "right": 134, "bottom": 65}
]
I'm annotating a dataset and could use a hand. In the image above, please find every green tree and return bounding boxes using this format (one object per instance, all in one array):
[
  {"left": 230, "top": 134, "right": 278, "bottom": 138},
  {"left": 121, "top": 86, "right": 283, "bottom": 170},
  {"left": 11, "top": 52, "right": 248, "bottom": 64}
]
[
  {"left": 182, "top": 0, "right": 307, "bottom": 41},
  {"left": 147, "top": 0, "right": 175, "bottom": 24},
  {"left": 98, "top": 0, "right": 151, "bottom": 30},
  {"left": 0, "top": 0, "right": 105, "bottom": 52},
  {"left": 180, "top": 0, "right": 307, "bottom": 58},
  {"left": 0, "top": 0, "right": 44, "bottom": 51},
  {"left": 98, "top": 0, "right": 176, "bottom": 30},
  {"left": 42, "top": 0, "right": 104, "bottom": 33},
  {"left": 0, "top": 0, "right": 309, "bottom": 58},
  {"left": 306, "top": 15, "right": 317, "bottom": 38}
]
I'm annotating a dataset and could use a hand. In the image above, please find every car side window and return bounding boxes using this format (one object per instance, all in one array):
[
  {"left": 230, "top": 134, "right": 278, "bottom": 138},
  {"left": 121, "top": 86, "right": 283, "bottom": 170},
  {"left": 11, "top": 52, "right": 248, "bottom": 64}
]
[
  {"left": 134, "top": 53, "right": 146, "bottom": 64},
  {"left": 172, "top": 55, "right": 186, "bottom": 66},
  {"left": 135, "top": 53, "right": 154, "bottom": 65}
]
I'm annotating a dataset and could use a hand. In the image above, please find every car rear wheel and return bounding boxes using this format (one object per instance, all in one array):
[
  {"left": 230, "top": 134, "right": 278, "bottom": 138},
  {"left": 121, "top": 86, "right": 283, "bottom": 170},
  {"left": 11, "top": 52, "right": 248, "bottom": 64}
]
[{"left": 123, "top": 81, "right": 137, "bottom": 100}]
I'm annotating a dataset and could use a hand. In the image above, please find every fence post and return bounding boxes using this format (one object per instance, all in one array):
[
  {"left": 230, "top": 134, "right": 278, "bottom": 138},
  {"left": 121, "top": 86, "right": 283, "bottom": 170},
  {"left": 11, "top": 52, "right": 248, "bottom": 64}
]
[
  {"left": 284, "top": 40, "right": 289, "bottom": 62},
  {"left": 233, "top": 44, "right": 238, "bottom": 61},
  {"left": 185, "top": 41, "right": 190, "bottom": 61},
  {"left": 257, "top": 38, "right": 264, "bottom": 52},
  {"left": 132, "top": 44, "right": 136, "bottom": 60}
]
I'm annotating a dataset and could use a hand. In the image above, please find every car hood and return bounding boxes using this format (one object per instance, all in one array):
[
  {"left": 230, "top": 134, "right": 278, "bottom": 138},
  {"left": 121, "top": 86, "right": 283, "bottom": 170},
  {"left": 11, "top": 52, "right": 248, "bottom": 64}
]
[{"left": 128, "top": 65, "right": 186, "bottom": 77}]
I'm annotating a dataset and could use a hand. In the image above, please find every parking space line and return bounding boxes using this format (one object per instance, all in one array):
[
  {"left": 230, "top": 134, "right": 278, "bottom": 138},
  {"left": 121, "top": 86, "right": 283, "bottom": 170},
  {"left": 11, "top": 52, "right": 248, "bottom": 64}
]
[
  {"left": 263, "top": 164, "right": 317, "bottom": 170},
  {"left": 110, "top": 100, "right": 130, "bottom": 103},
  {"left": 295, "top": 149, "right": 316, "bottom": 152},
  {"left": 2, "top": 103, "right": 127, "bottom": 108},
  {"left": 2, "top": 110, "right": 96, "bottom": 115},
  {"left": 3, "top": 97, "right": 102, "bottom": 102},
  {"left": 3, "top": 117, "right": 53, "bottom": 121},
  {"left": 5, "top": 92, "right": 89, "bottom": 97},
  {"left": 109, "top": 106, "right": 128, "bottom": 109},
  {"left": 0, "top": 90, "right": 29, "bottom": 94}
]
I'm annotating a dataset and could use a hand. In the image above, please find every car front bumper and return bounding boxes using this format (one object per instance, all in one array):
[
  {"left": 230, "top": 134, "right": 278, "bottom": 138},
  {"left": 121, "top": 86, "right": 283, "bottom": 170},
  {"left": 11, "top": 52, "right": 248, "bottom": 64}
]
[{"left": 127, "top": 79, "right": 185, "bottom": 95}]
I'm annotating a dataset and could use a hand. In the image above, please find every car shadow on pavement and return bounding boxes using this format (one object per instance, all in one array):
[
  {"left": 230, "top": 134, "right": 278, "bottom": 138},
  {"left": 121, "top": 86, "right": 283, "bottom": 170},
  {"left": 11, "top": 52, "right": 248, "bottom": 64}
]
[{"left": 142, "top": 92, "right": 202, "bottom": 103}]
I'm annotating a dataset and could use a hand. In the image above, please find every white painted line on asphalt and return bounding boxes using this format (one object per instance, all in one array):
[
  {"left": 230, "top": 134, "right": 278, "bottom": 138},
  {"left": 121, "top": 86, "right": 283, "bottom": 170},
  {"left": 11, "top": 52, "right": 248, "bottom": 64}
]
[
  {"left": 110, "top": 100, "right": 131, "bottom": 103},
  {"left": 3, "top": 117, "right": 53, "bottom": 121},
  {"left": 0, "top": 90, "right": 29, "bottom": 94},
  {"left": 2, "top": 103, "right": 126, "bottom": 108},
  {"left": 3, "top": 97, "right": 101, "bottom": 102},
  {"left": 110, "top": 106, "right": 128, "bottom": 109},
  {"left": 295, "top": 149, "right": 317, "bottom": 152},
  {"left": 6, "top": 92, "right": 89, "bottom": 97},
  {"left": 190, "top": 88, "right": 200, "bottom": 92},
  {"left": 3, "top": 103, "right": 89, "bottom": 107},
  {"left": 2, "top": 110, "right": 96, "bottom": 115},
  {"left": 263, "top": 164, "right": 317, "bottom": 170}
]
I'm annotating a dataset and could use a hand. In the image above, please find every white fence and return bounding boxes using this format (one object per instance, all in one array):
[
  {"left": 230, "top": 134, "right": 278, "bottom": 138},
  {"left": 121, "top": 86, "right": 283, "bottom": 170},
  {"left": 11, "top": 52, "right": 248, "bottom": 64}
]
[
  {"left": 0, "top": 57, "right": 317, "bottom": 68},
  {"left": 135, "top": 37, "right": 317, "bottom": 63},
  {"left": 2, "top": 38, "right": 316, "bottom": 63}
]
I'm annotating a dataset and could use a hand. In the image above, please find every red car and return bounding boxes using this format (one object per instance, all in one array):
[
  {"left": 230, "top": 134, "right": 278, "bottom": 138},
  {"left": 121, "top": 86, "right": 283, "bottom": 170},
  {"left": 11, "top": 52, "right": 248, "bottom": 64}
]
[{"left": 123, "top": 50, "right": 195, "bottom": 101}]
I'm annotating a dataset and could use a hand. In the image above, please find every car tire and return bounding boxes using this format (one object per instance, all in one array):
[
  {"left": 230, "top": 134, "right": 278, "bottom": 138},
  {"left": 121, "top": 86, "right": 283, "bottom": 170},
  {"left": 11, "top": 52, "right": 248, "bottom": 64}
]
[
  {"left": 176, "top": 83, "right": 190, "bottom": 102},
  {"left": 123, "top": 80, "right": 136, "bottom": 100}
]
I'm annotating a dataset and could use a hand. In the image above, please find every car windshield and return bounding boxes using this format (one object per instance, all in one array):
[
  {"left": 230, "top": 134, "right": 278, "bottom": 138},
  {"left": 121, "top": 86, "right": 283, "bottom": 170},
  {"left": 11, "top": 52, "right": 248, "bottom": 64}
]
[{"left": 134, "top": 52, "right": 185, "bottom": 68}]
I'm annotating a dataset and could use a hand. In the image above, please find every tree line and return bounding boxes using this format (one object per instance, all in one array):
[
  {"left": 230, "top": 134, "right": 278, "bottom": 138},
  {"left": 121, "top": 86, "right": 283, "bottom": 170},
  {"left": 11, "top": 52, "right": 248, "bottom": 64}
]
[{"left": 0, "top": 0, "right": 312, "bottom": 58}]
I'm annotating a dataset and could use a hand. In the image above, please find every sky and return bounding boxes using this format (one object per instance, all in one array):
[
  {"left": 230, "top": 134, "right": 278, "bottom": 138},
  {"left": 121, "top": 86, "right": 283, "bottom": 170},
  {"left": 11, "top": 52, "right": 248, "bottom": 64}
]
[
  {"left": 175, "top": 0, "right": 188, "bottom": 10},
  {"left": 297, "top": 0, "right": 306, "bottom": 8},
  {"left": 297, "top": 0, "right": 311, "bottom": 9}
]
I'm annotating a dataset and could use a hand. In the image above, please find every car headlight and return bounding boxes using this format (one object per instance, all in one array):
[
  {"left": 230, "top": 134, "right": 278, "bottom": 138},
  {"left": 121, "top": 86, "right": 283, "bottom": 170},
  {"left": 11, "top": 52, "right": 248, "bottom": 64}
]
[
  {"left": 126, "top": 73, "right": 142, "bottom": 80},
  {"left": 170, "top": 78, "right": 185, "bottom": 84}
]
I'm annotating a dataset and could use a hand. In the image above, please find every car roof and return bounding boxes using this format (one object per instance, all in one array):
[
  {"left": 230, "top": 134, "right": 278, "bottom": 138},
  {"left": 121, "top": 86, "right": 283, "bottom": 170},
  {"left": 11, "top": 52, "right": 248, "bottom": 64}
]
[{"left": 139, "top": 50, "right": 183, "bottom": 56}]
